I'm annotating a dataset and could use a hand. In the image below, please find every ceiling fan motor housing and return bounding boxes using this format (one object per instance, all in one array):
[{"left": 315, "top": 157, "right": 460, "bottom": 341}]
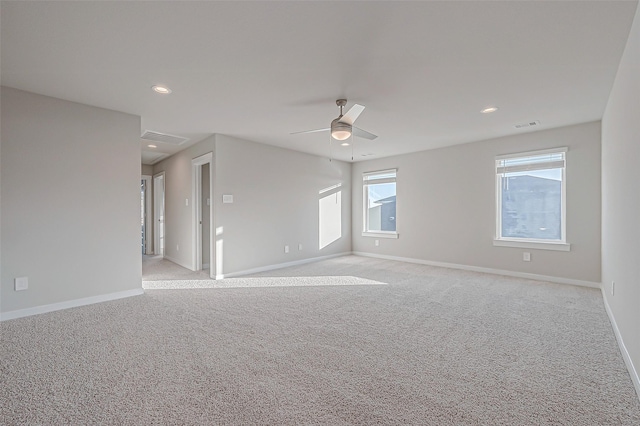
[{"left": 331, "top": 118, "right": 352, "bottom": 140}]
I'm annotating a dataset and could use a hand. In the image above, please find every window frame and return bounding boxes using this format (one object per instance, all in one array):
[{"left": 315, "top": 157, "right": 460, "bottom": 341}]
[
  {"left": 362, "top": 168, "right": 399, "bottom": 239},
  {"left": 494, "top": 147, "right": 570, "bottom": 251}
]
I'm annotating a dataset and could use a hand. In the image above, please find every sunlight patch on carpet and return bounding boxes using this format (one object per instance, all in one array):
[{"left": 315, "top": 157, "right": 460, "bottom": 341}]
[{"left": 142, "top": 276, "right": 387, "bottom": 289}]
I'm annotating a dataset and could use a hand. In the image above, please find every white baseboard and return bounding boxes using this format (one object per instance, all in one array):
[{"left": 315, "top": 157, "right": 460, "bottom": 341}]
[
  {"left": 164, "top": 254, "right": 193, "bottom": 271},
  {"left": 352, "top": 251, "right": 601, "bottom": 289},
  {"left": 601, "top": 289, "right": 640, "bottom": 401},
  {"left": 216, "top": 252, "right": 352, "bottom": 279},
  {"left": 0, "top": 288, "right": 145, "bottom": 322}
]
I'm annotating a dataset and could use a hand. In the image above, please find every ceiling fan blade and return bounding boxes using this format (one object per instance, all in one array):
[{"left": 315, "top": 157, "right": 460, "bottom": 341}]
[
  {"left": 338, "top": 104, "right": 365, "bottom": 125},
  {"left": 290, "top": 128, "right": 330, "bottom": 135},
  {"left": 352, "top": 126, "right": 377, "bottom": 140}
]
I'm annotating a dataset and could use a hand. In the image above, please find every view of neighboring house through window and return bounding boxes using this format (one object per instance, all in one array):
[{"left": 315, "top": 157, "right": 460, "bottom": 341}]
[
  {"left": 496, "top": 148, "right": 566, "bottom": 243},
  {"left": 363, "top": 169, "right": 397, "bottom": 236}
]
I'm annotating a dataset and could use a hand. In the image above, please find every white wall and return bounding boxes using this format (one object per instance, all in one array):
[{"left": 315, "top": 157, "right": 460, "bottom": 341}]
[
  {"left": 602, "top": 2, "right": 640, "bottom": 393},
  {"left": 202, "top": 163, "right": 210, "bottom": 266},
  {"left": 154, "top": 134, "right": 351, "bottom": 277},
  {"left": 152, "top": 136, "right": 215, "bottom": 269},
  {"left": 352, "top": 122, "right": 601, "bottom": 284},
  {"left": 1, "top": 87, "right": 142, "bottom": 314},
  {"left": 214, "top": 135, "right": 351, "bottom": 276}
]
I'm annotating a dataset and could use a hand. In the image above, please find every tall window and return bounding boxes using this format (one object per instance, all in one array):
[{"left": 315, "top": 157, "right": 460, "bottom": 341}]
[
  {"left": 363, "top": 169, "right": 398, "bottom": 237},
  {"left": 495, "top": 148, "right": 568, "bottom": 248}
]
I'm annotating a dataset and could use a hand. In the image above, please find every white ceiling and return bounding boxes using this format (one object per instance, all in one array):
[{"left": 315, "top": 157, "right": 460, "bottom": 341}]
[{"left": 1, "top": 1, "right": 637, "bottom": 164}]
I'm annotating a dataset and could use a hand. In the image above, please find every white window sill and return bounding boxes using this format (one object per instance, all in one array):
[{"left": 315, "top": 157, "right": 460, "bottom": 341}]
[
  {"left": 362, "top": 232, "right": 399, "bottom": 239},
  {"left": 493, "top": 239, "right": 570, "bottom": 251}
]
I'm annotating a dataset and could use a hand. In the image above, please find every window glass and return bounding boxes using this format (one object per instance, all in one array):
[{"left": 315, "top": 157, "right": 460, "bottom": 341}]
[
  {"left": 496, "top": 150, "right": 565, "bottom": 242},
  {"left": 364, "top": 170, "right": 397, "bottom": 233}
]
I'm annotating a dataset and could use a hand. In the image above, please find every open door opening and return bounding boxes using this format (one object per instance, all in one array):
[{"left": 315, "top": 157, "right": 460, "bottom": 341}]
[
  {"left": 153, "top": 172, "right": 165, "bottom": 257},
  {"left": 192, "top": 153, "right": 214, "bottom": 277},
  {"left": 141, "top": 175, "right": 153, "bottom": 255}
]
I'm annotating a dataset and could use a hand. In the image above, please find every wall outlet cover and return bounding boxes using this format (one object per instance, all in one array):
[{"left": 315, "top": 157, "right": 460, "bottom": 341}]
[{"left": 15, "top": 277, "right": 28, "bottom": 291}]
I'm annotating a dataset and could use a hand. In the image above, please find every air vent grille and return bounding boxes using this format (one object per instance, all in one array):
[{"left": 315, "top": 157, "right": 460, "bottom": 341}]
[
  {"left": 141, "top": 130, "right": 189, "bottom": 145},
  {"left": 515, "top": 121, "right": 540, "bottom": 129}
]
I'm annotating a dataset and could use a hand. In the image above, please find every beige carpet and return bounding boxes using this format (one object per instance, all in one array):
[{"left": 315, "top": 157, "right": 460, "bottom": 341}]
[
  {"left": 142, "top": 255, "right": 212, "bottom": 281},
  {"left": 2, "top": 255, "right": 639, "bottom": 425}
]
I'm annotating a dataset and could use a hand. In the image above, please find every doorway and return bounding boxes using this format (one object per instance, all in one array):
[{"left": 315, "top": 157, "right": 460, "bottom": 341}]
[
  {"left": 153, "top": 172, "right": 165, "bottom": 257},
  {"left": 141, "top": 175, "right": 152, "bottom": 255},
  {"left": 192, "top": 153, "right": 213, "bottom": 277}
]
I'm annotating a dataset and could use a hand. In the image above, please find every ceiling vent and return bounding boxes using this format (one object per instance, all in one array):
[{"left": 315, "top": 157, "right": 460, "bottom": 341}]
[
  {"left": 141, "top": 130, "right": 189, "bottom": 145},
  {"left": 514, "top": 120, "right": 540, "bottom": 129}
]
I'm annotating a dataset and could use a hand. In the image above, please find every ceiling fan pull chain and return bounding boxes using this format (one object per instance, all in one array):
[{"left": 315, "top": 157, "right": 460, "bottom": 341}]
[{"left": 351, "top": 133, "right": 354, "bottom": 161}]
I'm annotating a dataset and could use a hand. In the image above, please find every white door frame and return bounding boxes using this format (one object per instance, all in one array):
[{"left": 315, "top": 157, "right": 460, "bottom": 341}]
[
  {"left": 153, "top": 172, "right": 166, "bottom": 257},
  {"left": 192, "top": 153, "right": 214, "bottom": 276},
  {"left": 142, "top": 175, "right": 153, "bottom": 255}
]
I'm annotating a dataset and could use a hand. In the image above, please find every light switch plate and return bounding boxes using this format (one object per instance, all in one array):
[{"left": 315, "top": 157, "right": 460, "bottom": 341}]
[{"left": 223, "top": 194, "right": 233, "bottom": 204}]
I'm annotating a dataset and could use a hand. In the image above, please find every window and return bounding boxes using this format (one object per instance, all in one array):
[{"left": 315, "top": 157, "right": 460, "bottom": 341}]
[
  {"left": 363, "top": 169, "right": 398, "bottom": 238},
  {"left": 495, "top": 148, "right": 569, "bottom": 251}
]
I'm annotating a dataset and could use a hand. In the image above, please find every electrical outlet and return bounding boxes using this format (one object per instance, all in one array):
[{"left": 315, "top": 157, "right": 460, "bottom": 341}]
[
  {"left": 523, "top": 252, "right": 531, "bottom": 262},
  {"left": 375, "top": 240, "right": 379, "bottom": 247},
  {"left": 15, "top": 277, "right": 28, "bottom": 291},
  {"left": 298, "top": 243, "right": 303, "bottom": 251},
  {"left": 176, "top": 244, "right": 179, "bottom": 252},
  {"left": 284, "top": 245, "right": 289, "bottom": 254},
  {"left": 612, "top": 281, "right": 615, "bottom": 296},
  {"left": 185, "top": 198, "right": 189, "bottom": 206}
]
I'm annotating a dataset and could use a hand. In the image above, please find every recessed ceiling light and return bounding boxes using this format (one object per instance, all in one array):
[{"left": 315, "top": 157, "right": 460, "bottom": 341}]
[
  {"left": 147, "top": 144, "right": 157, "bottom": 148},
  {"left": 152, "top": 85, "right": 172, "bottom": 94},
  {"left": 341, "top": 142, "right": 350, "bottom": 146},
  {"left": 480, "top": 106, "right": 499, "bottom": 114}
]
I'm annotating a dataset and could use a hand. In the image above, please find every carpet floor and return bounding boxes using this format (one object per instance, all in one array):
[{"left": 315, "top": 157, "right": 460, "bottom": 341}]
[{"left": 2, "top": 255, "right": 639, "bottom": 425}]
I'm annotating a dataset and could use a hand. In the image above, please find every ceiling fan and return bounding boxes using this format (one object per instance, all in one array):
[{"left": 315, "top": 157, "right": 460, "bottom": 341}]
[{"left": 291, "top": 99, "right": 377, "bottom": 141}]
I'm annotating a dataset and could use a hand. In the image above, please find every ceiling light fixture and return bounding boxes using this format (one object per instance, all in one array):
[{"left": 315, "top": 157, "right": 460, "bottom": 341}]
[
  {"left": 331, "top": 120, "right": 352, "bottom": 141},
  {"left": 480, "top": 106, "right": 499, "bottom": 114},
  {"left": 152, "top": 85, "right": 172, "bottom": 94},
  {"left": 148, "top": 144, "right": 157, "bottom": 148}
]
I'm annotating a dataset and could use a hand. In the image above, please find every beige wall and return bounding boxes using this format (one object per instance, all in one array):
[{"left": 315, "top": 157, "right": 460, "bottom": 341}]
[
  {"left": 141, "top": 164, "right": 153, "bottom": 176},
  {"left": 352, "top": 121, "right": 602, "bottom": 284},
  {"left": 1, "top": 87, "right": 142, "bottom": 313},
  {"left": 213, "top": 135, "right": 351, "bottom": 276},
  {"left": 602, "top": 2, "right": 640, "bottom": 391}
]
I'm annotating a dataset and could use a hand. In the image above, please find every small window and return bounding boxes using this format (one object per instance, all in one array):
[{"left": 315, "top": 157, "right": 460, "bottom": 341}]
[
  {"left": 363, "top": 169, "right": 398, "bottom": 238},
  {"left": 495, "top": 148, "right": 569, "bottom": 250}
]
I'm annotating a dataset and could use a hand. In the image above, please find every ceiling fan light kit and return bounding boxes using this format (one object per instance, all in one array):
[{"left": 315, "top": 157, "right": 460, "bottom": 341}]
[
  {"left": 292, "top": 98, "right": 377, "bottom": 142},
  {"left": 331, "top": 119, "right": 352, "bottom": 140}
]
